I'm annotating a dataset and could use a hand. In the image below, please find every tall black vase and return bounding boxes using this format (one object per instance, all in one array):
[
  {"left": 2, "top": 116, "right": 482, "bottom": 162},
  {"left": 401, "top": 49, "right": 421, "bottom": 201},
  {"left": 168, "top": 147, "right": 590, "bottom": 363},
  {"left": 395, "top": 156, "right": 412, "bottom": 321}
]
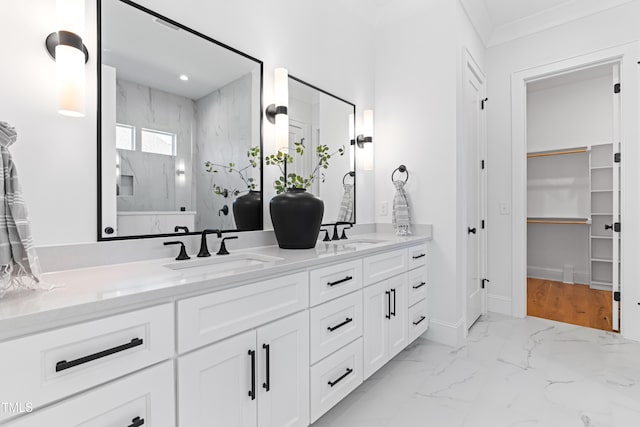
[
  {"left": 270, "top": 188, "right": 324, "bottom": 249},
  {"left": 233, "top": 190, "right": 262, "bottom": 231}
]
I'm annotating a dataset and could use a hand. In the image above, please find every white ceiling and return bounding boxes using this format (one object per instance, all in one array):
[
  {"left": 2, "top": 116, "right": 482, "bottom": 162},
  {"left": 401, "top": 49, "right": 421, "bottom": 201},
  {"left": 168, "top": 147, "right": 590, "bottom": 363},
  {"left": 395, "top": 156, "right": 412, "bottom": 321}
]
[
  {"left": 460, "top": 0, "right": 634, "bottom": 46},
  {"left": 101, "top": 0, "right": 259, "bottom": 100}
]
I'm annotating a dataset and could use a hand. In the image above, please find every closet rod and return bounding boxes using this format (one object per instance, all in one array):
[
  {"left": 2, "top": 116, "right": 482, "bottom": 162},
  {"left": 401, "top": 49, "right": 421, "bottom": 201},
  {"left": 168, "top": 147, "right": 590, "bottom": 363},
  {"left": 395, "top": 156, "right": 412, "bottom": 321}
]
[
  {"left": 527, "top": 148, "right": 588, "bottom": 158},
  {"left": 527, "top": 219, "right": 590, "bottom": 225}
]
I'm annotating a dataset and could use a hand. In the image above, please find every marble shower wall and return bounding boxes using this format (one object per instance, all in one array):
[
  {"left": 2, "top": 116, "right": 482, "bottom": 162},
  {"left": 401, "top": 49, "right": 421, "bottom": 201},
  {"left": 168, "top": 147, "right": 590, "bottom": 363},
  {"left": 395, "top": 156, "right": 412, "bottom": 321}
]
[
  {"left": 195, "top": 73, "right": 254, "bottom": 230},
  {"left": 116, "top": 78, "right": 195, "bottom": 212}
]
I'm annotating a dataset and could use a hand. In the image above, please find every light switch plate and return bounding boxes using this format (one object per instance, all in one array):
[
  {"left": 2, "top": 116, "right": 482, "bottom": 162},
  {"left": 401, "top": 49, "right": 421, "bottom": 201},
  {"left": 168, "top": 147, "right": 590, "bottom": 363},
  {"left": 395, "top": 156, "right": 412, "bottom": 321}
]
[{"left": 379, "top": 201, "right": 389, "bottom": 216}]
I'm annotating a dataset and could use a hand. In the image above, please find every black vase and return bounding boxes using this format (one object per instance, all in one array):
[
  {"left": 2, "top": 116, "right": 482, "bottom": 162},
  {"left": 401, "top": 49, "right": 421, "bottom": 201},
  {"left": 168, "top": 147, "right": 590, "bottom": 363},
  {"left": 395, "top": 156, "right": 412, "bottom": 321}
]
[
  {"left": 233, "top": 190, "right": 262, "bottom": 231},
  {"left": 270, "top": 188, "right": 324, "bottom": 249}
]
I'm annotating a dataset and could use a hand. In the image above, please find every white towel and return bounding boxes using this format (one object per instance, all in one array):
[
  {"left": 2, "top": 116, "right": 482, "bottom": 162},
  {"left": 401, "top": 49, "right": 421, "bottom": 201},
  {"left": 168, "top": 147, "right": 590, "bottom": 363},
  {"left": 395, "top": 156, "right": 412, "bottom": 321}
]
[
  {"left": 336, "top": 183, "right": 354, "bottom": 223},
  {"left": 392, "top": 180, "right": 411, "bottom": 235},
  {"left": 0, "top": 122, "right": 43, "bottom": 297}
]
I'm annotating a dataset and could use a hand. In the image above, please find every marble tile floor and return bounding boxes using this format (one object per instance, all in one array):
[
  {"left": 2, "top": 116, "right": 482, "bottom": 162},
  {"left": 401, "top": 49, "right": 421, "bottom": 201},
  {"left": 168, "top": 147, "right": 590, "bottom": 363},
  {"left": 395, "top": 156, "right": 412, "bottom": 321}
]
[{"left": 312, "top": 313, "right": 640, "bottom": 427}]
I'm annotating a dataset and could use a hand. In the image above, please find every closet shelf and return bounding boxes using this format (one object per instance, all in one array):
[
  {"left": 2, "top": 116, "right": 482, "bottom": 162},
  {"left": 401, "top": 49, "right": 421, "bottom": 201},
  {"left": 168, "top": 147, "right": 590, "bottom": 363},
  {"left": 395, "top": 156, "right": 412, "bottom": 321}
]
[
  {"left": 591, "top": 189, "right": 614, "bottom": 193},
  {"left": 527, "top": 217, "right": 590, "bottom": 225},
  {"left": 590, "top": 235, "right": 613, "bottom": 240},
  {"left": 591, "top": 258, "right": 613, "bottom": 263},
  {"left": 590, "top": 166, "right": 613, "bottom": 170},
  {"left": 527, "top": 147, "right": 588, "bottom": 158},
  {"left": 591, "top": 213, "right": 613, "bottom": 216}
]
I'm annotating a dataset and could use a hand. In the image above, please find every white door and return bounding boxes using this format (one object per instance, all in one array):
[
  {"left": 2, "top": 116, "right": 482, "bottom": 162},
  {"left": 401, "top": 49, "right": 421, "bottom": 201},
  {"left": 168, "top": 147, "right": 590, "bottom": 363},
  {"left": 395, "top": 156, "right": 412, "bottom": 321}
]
[
  {"left": 363, "top": 280, "right": 390, "bottom": 379},
  {"left": 464, "top": 53, "right": 486, "bottom": 330},
  {"left": 257, "top": 312, "right": 310, "bottom": 427},
  {"left": 387, "top": 274, "right": 408, "bottom": 359},
  {"left": 178, "top": 330, "right": 257, "bottom": 427},
  {"left": 611, "top": 63, "right": 621, "bottom": 331}
]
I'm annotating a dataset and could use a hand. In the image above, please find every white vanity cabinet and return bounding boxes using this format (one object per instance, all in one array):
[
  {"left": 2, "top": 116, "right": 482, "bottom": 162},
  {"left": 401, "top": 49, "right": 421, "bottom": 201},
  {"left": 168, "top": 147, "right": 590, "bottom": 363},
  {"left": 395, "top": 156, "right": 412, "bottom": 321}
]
[
  {"left": 6, "top": 361, "right": 175, "bottom": 427},
  {"left": 178, "top": 311, "right": 310, "bottom": 427}
]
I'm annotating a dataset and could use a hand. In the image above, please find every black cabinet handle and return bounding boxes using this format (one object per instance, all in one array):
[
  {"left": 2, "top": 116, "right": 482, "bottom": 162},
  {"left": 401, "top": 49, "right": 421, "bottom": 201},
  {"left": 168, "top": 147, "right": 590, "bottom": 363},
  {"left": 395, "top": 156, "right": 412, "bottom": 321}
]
[
  {"left": 385, "top": 290, "right": 391, "bottom": 319},
  {"left": 391, "top": 288, "right": 396, "bottom": 317},
  {"left": 413, "top": 281, "right": 426, "bottom": 289},
  {"left": 413, "top": 316, "right": 426, "bottom": 326},
  {"left": 55, "top": 338, "right": 144, "bottom": 372},
  {"left": 327, "top": 317, "right": 353, "bottom": 332},
  {"left": 467, "top": 227, "right": 477, "bottom": 235},
  {"left": 262, "top": 344, "right": 270, "bottom": 392},
  {"left": 605, "top": 224, "right": 613, "bottom": 230},
  {"left": 248, "top": 349, "right": 256, "bottom": 400},
  {"left": 412, "top": 253, "right": 426, "bottom": 260},
  {"left": 127, "top": 417, "right": 145, "bottom": 427},
  {"left": 327, "top": 276, "right": 353, "bottom": 287},
  {"left": 328, "top": 368, "right": 353, "bottom": 387}
]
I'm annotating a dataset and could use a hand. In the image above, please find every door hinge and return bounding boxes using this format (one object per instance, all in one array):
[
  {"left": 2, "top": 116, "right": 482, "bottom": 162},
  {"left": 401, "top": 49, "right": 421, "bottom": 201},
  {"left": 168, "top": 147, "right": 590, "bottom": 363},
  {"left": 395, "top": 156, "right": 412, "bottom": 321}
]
[
  {"left": 614, "top": 83, "right": 621, "bottom": 93},
  {"left": 614, "top": 152, "right": 621, "bottom": 163},
  {"left": 614, "top": 222, "right": 621, "bottom": 232},
  {"left": 481, "top": 219, "right": 485, "bottom": 229},
  {"left": 614, "top": 291, "right": 621, "bottom": 302},
  {"left": 481, "top": 278, "right": 490, "bottom": 289},
  {"left": 481, "top": 160, "right": 485, "bottom": 169},
  {"left": 481, "top": 98, "right": 488, "bottom": 110}
]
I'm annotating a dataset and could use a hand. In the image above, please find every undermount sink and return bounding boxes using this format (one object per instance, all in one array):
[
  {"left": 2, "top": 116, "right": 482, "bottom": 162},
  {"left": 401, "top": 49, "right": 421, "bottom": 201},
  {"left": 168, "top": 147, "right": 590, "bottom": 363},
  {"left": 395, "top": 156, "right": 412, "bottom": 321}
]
[
  {"left": 332, "top": 238, "right": 387, "bottom": 246},
  {"left": 164, "top": 253, "right": 283, "bottom": 276}
]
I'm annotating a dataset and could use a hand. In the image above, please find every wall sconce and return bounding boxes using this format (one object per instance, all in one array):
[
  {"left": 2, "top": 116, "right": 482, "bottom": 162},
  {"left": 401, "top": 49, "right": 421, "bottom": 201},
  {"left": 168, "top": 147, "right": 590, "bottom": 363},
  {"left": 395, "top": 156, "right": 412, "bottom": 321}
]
[
  {"left": 45, "top": 0, "right": 89, "bottom": 117},
  {"left": 356, "top": 110, "right": 374, "bottom": 148},
  {"left": 265, "top": 67, "right": 289, "bottom": 152}
]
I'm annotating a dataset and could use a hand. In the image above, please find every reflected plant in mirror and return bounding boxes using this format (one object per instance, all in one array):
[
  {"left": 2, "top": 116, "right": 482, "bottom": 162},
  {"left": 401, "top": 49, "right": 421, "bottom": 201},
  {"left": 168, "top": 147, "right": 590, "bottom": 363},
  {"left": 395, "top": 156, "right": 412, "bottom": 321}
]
[{"left": 98, "top": 0, "right": 263, "bottom": 239}]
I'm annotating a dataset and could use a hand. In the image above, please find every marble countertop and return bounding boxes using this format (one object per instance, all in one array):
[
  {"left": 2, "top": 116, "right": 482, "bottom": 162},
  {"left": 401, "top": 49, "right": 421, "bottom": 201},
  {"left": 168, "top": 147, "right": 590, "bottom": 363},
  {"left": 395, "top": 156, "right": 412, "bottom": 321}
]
[{"left": 0, "top": 232, "right": 430, "bottom": 341}]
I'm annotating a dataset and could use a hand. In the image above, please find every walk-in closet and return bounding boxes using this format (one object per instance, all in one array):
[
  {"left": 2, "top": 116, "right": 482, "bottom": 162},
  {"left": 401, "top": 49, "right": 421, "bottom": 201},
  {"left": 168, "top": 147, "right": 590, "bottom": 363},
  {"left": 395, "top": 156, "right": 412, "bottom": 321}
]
[{"left": 526, "top": 64, "right": 621, "bottom": 332}]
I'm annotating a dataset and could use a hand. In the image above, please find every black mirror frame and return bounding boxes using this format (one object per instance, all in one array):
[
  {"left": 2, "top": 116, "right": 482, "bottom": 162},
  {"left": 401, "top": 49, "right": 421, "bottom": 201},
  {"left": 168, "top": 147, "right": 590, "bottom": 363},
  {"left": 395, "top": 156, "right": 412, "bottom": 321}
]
[{"left": 96, "top": 0, "right": 264, "bottom": 241}]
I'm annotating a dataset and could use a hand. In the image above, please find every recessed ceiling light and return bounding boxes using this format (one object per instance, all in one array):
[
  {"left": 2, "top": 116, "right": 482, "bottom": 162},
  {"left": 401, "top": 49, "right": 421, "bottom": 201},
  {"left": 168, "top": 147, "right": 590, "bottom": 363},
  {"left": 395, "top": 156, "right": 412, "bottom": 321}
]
[{"left": 179, "top": 75, "right": 189, "bottom": 81}]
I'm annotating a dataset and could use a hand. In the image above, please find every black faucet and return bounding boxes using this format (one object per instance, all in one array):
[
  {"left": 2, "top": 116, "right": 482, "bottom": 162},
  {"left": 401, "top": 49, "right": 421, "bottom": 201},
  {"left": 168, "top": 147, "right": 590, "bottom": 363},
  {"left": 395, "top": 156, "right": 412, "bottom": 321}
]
[
  {"left": 322, "top": 222, "right": 352, "bottom": 241},
  {"left": 340, "top": 225, "right": 352, "bottom": 240},
  {"left": 198, "top": 229, "right": 222, "bottom": 258},
  {"left": 164, "top": 241, "right": 190, "bottom": 260},
  {"left": 320, "top": 229, "right": 331, "bottom": 242},
  {"left": 174, "top": 226, "right": 190, "bottom": 233},
  {"left": 217, "top": 236, "right": 238, "bottom": 255}
]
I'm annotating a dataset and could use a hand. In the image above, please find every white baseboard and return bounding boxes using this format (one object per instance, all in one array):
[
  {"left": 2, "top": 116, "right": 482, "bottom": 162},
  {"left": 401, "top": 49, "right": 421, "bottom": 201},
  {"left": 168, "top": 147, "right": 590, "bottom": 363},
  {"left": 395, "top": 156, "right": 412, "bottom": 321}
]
[
  {"left": 527, "top": 266, "right": 589, "bottom": 285},
  {"left": 487, "top": 294, "right": 512, "bottom": 315},
  {"left": 424, "top": 317, "right": 465, "bottom": 347}
]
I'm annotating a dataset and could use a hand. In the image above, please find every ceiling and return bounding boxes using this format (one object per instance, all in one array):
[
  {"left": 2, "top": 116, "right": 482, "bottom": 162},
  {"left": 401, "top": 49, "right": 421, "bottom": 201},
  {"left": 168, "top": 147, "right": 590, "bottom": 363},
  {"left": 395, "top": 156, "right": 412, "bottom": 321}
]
[
  {"left": 101, "top": 0, "right": 259, "bottom": 100},
  {"left": 461, "top": 0, "right": 634, "bottom": 46}
]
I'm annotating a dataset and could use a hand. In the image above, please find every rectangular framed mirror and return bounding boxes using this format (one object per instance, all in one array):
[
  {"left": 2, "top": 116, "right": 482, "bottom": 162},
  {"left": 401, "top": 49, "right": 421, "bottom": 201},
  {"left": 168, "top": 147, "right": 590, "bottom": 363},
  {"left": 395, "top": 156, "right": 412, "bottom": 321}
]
[
  {"left": 98, "top": 0, "right": 263, "bottom": 240},
  {"left": 287, "top": 76, "right": 357, "bottom": 224}
]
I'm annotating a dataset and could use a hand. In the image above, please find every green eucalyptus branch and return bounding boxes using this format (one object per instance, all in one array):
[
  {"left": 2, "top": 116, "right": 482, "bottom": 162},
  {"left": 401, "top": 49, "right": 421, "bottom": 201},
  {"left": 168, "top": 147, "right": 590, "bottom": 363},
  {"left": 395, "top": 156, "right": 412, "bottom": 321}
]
[{"left": 205, "top": 146, "right": 260, "bottom": 197}]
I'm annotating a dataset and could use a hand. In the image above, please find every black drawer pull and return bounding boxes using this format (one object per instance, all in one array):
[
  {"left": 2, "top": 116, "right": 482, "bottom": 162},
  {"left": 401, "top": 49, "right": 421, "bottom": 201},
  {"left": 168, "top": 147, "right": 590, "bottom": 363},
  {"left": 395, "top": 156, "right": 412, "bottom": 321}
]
[
  {"left": 413, "top": 316, "right": 426, "bottom": 326},
  {"left": 55, "top": 338, "right": 144, "bottom": 372},
  {"left": 413, "top": 281, "right": 426, "bottom": 289},
  {"left": 128, "top": 417, "right": 145, "bottom": 427},
  {"left": 262, "top": 344, "right": 270, "bottom": 392},
  {"left": 327, "top": 317, "right": 353, "bottom": 332},
  {"left": 412, "top": 253, "right": 426, "bottom": 260},
  {"left": 391, "top": 288, "right": 396, "bottom": 317},
  {"left": 248, "top": 349, "right": 256, "bottom": 400},
  {"left": 328, "top": 368, "right": 353, "bottom": 387},
  {"left": 385, "top": 290, "right": 391, "bottom": 319},
  {"left": 327, "top": 276, "right": 353, "bottom": 287}
]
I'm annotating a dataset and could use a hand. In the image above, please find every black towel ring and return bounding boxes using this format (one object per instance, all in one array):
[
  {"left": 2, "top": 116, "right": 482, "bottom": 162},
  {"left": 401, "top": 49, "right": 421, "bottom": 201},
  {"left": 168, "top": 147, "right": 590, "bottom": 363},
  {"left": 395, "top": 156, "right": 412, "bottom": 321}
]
[
  {"left": 391, "top": 165, "right": 409, "bottom": 183},
  {"left": 343, "top": 171, "right": 355, "bottom": 185}
]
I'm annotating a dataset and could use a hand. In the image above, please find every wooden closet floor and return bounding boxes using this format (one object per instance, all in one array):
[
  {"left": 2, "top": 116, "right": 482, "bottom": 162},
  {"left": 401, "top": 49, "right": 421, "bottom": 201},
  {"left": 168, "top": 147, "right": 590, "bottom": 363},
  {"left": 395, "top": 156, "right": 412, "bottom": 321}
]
[{"left": 527, "top": 278, "right": 614, "bottom": 332}]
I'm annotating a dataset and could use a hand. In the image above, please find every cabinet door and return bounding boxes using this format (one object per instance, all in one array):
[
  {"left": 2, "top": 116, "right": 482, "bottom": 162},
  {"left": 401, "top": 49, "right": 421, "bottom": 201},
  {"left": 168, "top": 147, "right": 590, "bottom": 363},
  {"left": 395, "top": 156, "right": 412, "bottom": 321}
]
[
  {"left": 387, "top": 274, "right": 409, "bottom": 359},
  {"left": 363, "top": 280, "right": 390, "bottom": 380},
  {"left": 178, "top": 330, "right": 257, "bottom": 427},
  {"left": 257, "top": 312, "right": 310, "bottom": 427}
]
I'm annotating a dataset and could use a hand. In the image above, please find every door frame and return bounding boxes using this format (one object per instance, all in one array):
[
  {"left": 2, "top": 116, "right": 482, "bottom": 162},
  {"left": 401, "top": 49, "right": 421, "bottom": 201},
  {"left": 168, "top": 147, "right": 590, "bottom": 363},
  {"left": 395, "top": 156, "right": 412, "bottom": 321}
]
[
  {"left": 510, "top": 42, "right": 640, "bottom": 340},
  {"left": 463, "top": 49, "right": 488, "bottom": 332}
]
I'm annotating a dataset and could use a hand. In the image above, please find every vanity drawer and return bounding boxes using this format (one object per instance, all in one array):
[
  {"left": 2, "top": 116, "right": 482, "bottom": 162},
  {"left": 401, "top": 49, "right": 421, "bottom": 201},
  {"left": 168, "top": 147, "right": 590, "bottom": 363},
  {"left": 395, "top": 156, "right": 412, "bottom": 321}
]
[
  {"left": 310, "top": 338, "right": 363, "bottom": 423},
  {"left": 309, "top": 259, "right": 363, "bottom": 306},
  {"left": 0, "top": 304, "right": 173, "bottom": 421},
  {"left": 178, "top": 272, "right": 309, "bottom": 353},
  {"left": 310, "top": 291, "right": 363, "bottom": 364},
  {"left": 408, "top": 266, "right": 428, "bottom": 306},
  {"left": 363, "top": 249, "right": 408, "bottom": 286},
  {"left": 6, "top": 361, "right": 175, "bottom": 427},
  {"left": 408, "top": 244, "right": 428, "bottom": 270},
  {"left": 408, "top": 298, "right": 429, "bottom": 344}
]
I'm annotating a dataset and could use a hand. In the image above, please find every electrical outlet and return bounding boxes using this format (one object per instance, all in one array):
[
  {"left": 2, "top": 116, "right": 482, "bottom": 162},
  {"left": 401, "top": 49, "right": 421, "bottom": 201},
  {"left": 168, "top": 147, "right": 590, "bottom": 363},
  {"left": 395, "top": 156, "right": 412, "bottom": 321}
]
[
  {"left": 499, "top": 202, "right": 510, "bottom": 215},
  {"left": 379, "top": 201, "right": 389, "bottom": 216}
]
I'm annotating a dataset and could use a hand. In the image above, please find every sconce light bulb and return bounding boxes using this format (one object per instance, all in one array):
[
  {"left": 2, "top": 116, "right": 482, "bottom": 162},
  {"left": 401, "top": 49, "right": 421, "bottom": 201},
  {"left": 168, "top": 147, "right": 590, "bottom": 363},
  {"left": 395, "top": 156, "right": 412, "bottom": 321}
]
[
  {"left": 363, "top": 110, "right": 374, "bottom": 139},
  {"left": 56, "top": 44, "right": 85, "bottom": 117}
]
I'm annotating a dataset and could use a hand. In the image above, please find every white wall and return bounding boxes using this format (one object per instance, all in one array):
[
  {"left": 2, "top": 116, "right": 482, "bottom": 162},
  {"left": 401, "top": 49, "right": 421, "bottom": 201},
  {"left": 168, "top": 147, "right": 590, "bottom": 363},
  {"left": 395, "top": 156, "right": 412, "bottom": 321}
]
[
  {"left": 485, "top": 2, "right": 640, "bottom": 331},
  {"left": 0, "top": 0, "right": 375, "bottom": 246},
  {"left": 374, "top": 0, "right": 485, "bottom": 345}
]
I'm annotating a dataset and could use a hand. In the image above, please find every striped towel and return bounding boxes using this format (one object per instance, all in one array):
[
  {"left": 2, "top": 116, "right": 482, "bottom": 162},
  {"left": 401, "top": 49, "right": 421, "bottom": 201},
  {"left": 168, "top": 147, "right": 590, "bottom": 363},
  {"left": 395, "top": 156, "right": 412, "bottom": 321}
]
[
  {"left": 0, "top": 122, "right": 43, "bottom": 297},
  {"left": 336, "top": 183, "right": 354, "bottom": 223},
  {"left": 392, "top": 180, "right": 411, "bottom": 235}
]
